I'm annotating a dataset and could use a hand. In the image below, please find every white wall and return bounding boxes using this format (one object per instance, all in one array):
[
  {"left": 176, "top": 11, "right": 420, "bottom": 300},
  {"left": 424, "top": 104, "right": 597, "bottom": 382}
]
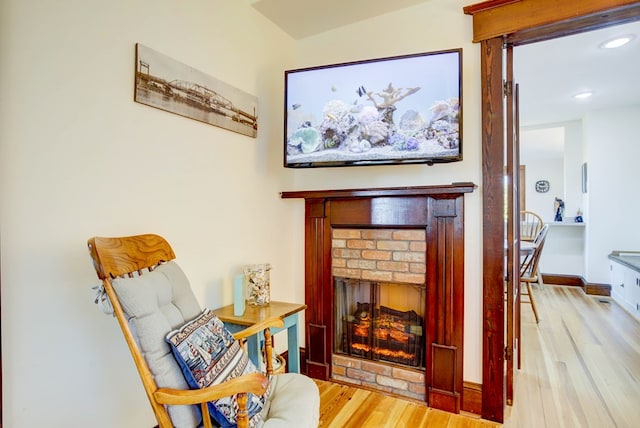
[
  {"left": 542, "top": 121, "right": 585, "bottom": 277},
  {"left": 0, "top": 0, "right": 483, "bottom": 426},
  {"left": 0, "top": 1, "right": 295, "bottom": 426},
  {"left": 521, "top": 122, "right": 584, "bottom": 221},
  {"left": 521, "top": 122, "right": 586, "bottom": 276},
  {"left": 584, "top": 105, "right": 640, "bottom": 284},
  {"left": 524, "top": 158, "right": 565, "bottom": 222},
  {"left": 564, "top": 121, "right": 584, "bottom": 218},
  {"left": 520, "top": 125, "right": 566, "bottom": 222},
  {"left": 522, "top": 107, "right": 640, "bottom": 283},
  {"left": 542, "top": 224, "right": 586, "bottom": 276}
]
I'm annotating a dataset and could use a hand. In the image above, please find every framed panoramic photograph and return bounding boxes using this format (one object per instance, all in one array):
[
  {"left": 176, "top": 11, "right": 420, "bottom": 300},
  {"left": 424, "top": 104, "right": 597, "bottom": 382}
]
[
  {"left": 134, "top": 43, "right": 258, "bottom": 137},
  {"left": 284, "top": 49, "right": 462, "bottom": 168}
]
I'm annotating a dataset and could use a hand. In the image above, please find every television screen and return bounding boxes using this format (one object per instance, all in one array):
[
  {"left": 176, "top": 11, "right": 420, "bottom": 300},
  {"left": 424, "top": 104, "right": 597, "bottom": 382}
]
[{"left": 284, "top": 49, "right": 462, "bottom": 168}]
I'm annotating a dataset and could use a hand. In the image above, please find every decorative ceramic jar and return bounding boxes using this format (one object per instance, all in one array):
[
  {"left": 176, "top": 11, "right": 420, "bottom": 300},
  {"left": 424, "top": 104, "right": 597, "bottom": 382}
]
[{"left": 243, "top": 263, "right": 271, "bottom": 305}]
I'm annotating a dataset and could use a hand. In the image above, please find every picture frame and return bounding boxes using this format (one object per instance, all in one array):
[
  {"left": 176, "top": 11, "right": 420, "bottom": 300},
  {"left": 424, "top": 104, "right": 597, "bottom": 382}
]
[
  {"left": 284, "top": 49, "right": 462, "bottom": 168},
  {"left": 134, "top": 43, "right": 258, "bottom": 137}
]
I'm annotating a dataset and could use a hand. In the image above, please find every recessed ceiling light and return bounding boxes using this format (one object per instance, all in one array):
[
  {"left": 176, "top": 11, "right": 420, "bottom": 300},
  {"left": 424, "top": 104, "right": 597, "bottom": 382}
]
[
  {"left": 574, "top": 91, "right": 593, "bottom": 100},
  {"left": 600, "top": 34, "right": 635, "bottom": 49}
]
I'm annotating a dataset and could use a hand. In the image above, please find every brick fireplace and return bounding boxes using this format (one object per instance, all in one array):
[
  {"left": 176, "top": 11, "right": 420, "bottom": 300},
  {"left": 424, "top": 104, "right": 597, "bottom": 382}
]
[
  {"left": 332, "top": 228, "right": 427, "bottom": 400},
  {"left": 281, "top": 183, "right": 475, "bottom": 413},
  {"left": 332, "top": 228, "right": 426, "bottom": 284}
]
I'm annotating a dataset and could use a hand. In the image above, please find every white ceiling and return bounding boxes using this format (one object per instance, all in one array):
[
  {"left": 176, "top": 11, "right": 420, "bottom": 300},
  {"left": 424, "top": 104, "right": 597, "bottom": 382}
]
[
  {"left": 249, "top": 0, "right": 433, "bottom": 40},
  {"left": 250, "top": 1, "right": 640, "bottom": 157},
  {"left": 515, "top": 20, "right": 640, "bottom": 128},
  {"left": 519, "top": 127, "right": 565, "bottom": 162},
  {"left": 516, "top": 20, "right": 640, "bottom": 159}
]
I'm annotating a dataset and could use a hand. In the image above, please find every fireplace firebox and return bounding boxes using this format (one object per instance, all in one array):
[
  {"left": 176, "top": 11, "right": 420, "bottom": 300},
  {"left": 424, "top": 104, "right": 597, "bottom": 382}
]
[{"left": 334, "top": 277, "right": 425, "bottom": 369}]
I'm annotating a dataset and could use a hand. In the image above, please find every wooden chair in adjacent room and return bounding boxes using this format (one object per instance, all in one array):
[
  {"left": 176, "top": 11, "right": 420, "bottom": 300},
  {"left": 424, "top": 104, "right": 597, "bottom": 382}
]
[
  {"left": 87, "top": 233, "right": 319, "bottom": 428},
  {"left": 520, "top": 210, "right": 545, "bottom": 242},
  {"left": 519, "top": 224, "right": 549, "bottom": 324}
]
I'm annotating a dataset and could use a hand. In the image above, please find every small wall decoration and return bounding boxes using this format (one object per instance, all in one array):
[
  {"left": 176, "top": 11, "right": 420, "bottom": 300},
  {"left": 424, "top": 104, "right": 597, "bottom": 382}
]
[
  {"left": 535, "top": 180, "right": 550, "bottom": 193},
  {"left": 554, "top": 197, "right": 565, "bottom": 222},
  {"left": 582, "top": 162, "right": 588, "bottom": 193},
  {"left": 134, "top": 43, "right": 258, "bottom": 137}
]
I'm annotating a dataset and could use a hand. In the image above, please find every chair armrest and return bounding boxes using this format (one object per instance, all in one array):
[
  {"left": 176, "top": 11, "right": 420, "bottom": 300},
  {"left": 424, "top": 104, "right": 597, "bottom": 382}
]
[
  {"left": 153, "top": 372, "right": 268, "bottom": 405},
  {"left": 231, "top": 317, "right": 284, "bottom": 375},
  {"left": 232, "top": 317, "right": 284, "bottom": 341}
]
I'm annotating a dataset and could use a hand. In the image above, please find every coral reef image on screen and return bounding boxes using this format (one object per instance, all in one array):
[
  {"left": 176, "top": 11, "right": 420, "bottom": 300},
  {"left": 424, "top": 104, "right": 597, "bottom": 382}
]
[{"left": 285, "top": 50, "right": 461, "bottom": 167}]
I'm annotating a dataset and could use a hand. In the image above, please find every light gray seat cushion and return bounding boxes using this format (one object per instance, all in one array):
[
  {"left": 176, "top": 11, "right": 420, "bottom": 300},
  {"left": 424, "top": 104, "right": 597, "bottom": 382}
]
[
  {"left": 112, "top": 261, "right": 203, "bottom": 427},
  {"left": 262, "top": 373, "right": 320, "bottom": 428}
]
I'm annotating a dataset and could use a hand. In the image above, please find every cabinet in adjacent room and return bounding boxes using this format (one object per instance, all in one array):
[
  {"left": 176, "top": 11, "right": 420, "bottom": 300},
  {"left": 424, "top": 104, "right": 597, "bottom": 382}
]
[{"left": 609, "top": 251, "right": 640, "bottom": 321}]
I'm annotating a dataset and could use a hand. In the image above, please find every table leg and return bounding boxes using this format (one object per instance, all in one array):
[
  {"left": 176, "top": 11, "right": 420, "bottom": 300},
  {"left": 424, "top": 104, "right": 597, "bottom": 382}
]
[
  {"left": 246, "top": 333, "right": 262, "bottom": 370},
  {"left": 287, "top": 319, "right": 300, "bottom": 373},
  {"left": 222, "top": 310, "right": 304, "bottom": 374},
  {"left": 224, "top": 323, "right": 263, "bottom": 370}
]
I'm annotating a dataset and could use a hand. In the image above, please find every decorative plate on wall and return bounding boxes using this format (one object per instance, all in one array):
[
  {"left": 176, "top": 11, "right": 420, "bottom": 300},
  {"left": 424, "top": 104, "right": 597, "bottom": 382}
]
[{"left": 535, "top": 180, "right": 550, "bottom": 193}]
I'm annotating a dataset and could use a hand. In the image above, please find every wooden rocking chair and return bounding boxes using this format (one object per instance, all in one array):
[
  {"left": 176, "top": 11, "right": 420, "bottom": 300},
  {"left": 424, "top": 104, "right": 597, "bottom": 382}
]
[{"left": 87, "top": 233, "right": 319, "bottom": 428}]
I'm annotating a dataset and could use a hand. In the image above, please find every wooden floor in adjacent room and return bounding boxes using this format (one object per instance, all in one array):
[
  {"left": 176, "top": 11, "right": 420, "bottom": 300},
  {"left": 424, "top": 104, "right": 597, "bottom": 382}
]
[
  {"left": 316, "top": 284, "right": 640, "bottom": 427},
  {"left": 504, "top": 284, "right": 640, "bottom": 428}
]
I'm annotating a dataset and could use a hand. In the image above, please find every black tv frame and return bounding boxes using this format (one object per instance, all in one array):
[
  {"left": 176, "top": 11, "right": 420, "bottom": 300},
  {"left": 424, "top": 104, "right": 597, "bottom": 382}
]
[{"left": 284, "top": 49, "right": 462, "bottom": 168}]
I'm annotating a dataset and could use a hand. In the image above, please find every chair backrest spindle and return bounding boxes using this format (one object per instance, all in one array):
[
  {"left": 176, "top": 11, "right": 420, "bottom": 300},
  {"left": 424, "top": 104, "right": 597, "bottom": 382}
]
[
  {"left": 520, "top": 210, "right": 544, "bottom": 242},
  {"left": 520, "top": 224, "right": 549, "bottom": 281}
]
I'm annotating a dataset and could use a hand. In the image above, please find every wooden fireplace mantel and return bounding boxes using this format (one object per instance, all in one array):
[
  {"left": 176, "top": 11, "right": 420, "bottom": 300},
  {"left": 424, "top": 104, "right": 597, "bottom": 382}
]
[
  {"left": 281, "top": 182, "right": 476, "bottom": 200},
  {"left": 281, "top": 183, "right": 476, "bottom": 414}
]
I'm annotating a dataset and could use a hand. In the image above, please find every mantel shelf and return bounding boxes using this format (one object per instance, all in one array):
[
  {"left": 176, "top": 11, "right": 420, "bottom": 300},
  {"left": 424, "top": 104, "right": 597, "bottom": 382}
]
[{"left": 281, "top": 182, "right": 477, "bottom": 200}]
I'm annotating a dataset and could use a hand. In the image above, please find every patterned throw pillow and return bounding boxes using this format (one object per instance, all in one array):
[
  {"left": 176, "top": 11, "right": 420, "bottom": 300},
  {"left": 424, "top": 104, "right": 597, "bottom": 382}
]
[{"left": 166, "top": 309, "right": 269, "bottom": 428}]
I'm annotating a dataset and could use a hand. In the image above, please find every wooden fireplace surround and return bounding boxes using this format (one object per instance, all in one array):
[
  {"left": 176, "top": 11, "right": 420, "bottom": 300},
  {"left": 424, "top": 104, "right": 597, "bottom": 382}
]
[{"left": 281, "top": 183, "right": 476, "bottom": 413}]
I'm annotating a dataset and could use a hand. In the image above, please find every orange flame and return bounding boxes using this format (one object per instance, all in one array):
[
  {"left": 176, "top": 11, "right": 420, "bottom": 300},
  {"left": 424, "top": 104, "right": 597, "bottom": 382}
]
[{"left": 351, "top": 343, "right": 416, "bottom": 361}]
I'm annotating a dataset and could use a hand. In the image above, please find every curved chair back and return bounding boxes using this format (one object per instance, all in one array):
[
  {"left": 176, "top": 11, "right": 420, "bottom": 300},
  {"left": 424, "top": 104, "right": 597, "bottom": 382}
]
[
  {"left": 88, "top": 234, "right": 185, "bottom": 427},
  {"left": 520, "top": 210, "right": 544, "bottom": 242}
]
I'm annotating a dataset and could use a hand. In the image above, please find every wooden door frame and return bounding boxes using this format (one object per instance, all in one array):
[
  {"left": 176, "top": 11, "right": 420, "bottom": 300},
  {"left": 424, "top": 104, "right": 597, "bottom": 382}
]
[
  {"left": 464, "top": 0, "right": 640, "bottom": 422},
  {"left": 504, "top": 44, "right": 518, "bottom": 407}
]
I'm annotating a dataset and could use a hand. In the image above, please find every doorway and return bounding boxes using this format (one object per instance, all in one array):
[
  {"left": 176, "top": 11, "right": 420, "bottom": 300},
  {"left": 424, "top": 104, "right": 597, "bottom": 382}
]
[
  {"left": 464, "top": 0, "right": 640, "bottom": 423},
  {"left": 516, "top": 20, "right": 640, "bottom": 279}
]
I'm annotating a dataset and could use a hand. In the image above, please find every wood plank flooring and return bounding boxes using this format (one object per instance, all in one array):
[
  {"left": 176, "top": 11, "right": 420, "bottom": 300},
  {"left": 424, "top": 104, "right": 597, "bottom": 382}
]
[
  {"left": 315, "top": 380, "right": 498, "bottom": 427},
  {"left": 505, "top": 284, "right": 640, "bottom": 428},
  {"left": 316, "top": 284, "right": 640, "bottom": 427}
]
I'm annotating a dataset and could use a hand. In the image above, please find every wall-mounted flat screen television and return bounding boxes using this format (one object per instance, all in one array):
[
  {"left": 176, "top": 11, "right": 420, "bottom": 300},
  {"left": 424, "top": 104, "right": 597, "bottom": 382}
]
[{"left": 284, "top": 49, "right": 462, "bottom": 168}]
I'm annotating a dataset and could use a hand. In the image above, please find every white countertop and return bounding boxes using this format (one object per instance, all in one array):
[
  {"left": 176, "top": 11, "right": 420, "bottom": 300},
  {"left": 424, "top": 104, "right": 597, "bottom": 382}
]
[
  {"left": 609, "top": 251, "right": 640, "bottom": 273},
  {"left": 547, "top": 221, "right": 585, "bottom": 227}
]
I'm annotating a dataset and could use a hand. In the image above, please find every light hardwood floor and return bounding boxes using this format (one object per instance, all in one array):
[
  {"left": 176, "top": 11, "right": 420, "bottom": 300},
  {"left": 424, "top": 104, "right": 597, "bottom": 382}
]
[
  {"left": 316, "top": 284, "right": 640, "bottom": 427},
  {"left": 315, "top": 380, "right": 498, "bottom": 427},
  {"left": 505, "top": 284, "right": 640, "bottom": 428}
]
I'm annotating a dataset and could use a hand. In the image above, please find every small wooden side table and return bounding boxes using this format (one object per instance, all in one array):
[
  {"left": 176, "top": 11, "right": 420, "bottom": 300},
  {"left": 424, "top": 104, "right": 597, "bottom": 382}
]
[{"left": 212, "top": 301, "right": 306, "bottom": 374}]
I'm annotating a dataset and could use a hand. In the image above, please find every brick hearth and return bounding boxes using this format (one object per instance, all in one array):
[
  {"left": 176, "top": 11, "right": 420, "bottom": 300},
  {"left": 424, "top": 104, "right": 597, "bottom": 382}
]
[{"left": 332, "top": 354, "right": 426, "bottom": 401}]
